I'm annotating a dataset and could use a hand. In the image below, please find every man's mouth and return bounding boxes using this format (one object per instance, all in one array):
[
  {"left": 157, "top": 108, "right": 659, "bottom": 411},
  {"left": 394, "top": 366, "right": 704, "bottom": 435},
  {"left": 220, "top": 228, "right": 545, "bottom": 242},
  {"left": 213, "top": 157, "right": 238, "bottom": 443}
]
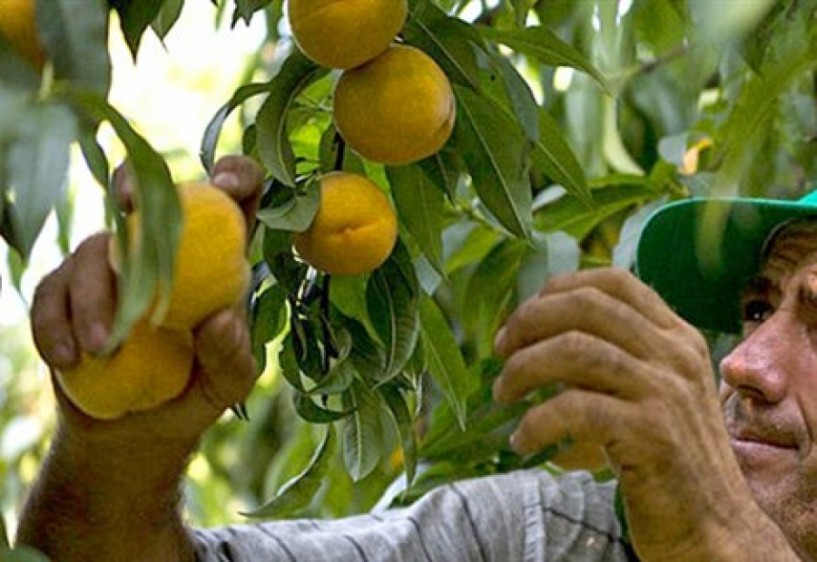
[{"left": 727, "top": 424, "right": 800, "bottom": 466}]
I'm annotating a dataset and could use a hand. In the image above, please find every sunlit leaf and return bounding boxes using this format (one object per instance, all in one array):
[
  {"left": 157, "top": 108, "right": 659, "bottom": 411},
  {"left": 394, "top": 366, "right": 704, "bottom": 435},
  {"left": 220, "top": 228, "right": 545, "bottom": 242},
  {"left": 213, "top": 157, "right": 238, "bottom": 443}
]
[{"left": 256, "top": 51, "right": 325, "bottom": 186}]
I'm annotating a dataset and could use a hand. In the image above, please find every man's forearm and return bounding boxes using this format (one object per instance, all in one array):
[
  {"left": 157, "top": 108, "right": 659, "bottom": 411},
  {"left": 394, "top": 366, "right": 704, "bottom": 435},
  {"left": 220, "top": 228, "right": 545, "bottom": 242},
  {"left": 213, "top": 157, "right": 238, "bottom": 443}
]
[{"left": 15, "top": 423, "right": 197, "bottom": 562}]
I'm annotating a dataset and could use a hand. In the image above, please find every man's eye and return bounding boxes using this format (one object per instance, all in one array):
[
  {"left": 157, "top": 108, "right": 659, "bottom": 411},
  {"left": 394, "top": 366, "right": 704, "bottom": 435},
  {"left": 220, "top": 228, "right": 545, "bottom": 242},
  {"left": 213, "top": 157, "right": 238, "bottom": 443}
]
[{"left": 743, "top": 300, "right": 773, "bottom": 323}]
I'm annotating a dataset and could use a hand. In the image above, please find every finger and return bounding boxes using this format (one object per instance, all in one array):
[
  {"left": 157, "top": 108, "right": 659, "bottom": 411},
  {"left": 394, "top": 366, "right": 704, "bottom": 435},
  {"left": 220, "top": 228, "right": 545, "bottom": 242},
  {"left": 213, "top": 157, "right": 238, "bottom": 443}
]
[
  {"left": 111, "top": 161, "right": 137, "bottom": 213},
  {"left": 67, "top": 234, "right": 117, "bottom": 355},
  {"left": 210, "top": 155, "right": 264, "bottom": 229},
  {"left": 170, "top": 308, "right": 258, "bottom": 426},
  {"left": 544, "top": 268, "right": 678, "bottom": 329},
  {"left": 493, "top": 331, "right": 657, "bottom": 405},
  {"left": 510, "top": 389, "right": 634, "bottom": 455},
  {"left": 495, "top": 285, "right": 669, "bottom": 360},
  {"left": 31, "top": 263, "right": 78, "bottom": 370}
]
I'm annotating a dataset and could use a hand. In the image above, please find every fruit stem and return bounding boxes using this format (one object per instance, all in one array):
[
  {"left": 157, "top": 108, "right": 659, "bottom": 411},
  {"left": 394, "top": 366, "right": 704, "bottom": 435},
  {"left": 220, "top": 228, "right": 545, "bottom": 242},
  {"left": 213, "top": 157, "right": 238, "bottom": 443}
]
[{"left": 333, "top": 131, "right": 346, "bottom": 172}]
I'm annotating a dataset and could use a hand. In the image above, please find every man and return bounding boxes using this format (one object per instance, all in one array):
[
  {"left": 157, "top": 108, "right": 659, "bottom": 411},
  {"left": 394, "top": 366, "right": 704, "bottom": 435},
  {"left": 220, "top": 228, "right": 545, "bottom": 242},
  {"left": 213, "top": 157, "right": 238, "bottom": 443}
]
[{"left": 12, "top": 155, "right": 811, "bottom": 561}]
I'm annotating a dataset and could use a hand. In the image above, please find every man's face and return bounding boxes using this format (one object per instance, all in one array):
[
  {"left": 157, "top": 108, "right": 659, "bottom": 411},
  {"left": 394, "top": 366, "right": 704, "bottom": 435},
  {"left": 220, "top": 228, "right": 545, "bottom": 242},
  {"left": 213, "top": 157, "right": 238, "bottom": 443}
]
[{"left": 719, "top": 223, "right": 817, "bottom": 551}]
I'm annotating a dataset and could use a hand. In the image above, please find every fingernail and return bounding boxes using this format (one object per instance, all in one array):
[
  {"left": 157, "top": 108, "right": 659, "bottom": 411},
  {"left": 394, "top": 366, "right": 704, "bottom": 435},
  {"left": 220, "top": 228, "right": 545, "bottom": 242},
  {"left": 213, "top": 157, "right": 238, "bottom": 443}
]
[
  {"left": 54, "top": 341, "right": 77, "bottom": 366},
  {"left": 212, "top": 171, "right": 239, "bottom": 189},
  {"left": 89, "top": 323, "right": 109, "bottom": 351}
]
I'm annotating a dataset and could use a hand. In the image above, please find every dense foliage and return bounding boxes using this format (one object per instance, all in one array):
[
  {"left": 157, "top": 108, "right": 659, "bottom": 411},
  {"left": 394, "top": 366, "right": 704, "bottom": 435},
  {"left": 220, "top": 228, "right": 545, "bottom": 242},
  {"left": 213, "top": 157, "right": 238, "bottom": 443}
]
[{"left": 2, "top": 0, "right": 817, "bottom": 554}]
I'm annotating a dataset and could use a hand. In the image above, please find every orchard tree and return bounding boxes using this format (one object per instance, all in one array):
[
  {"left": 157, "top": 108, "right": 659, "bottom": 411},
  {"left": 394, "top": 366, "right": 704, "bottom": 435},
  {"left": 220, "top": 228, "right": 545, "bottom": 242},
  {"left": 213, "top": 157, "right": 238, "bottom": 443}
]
[{"left": 2, "top": 0, "right": 817, "bottom": 549}]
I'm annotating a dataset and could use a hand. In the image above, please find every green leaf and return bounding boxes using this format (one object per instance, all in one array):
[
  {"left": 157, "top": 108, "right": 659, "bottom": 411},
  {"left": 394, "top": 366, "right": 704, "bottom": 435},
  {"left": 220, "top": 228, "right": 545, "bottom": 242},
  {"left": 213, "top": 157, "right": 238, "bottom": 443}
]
[
  {"left": 262, "top": 225, "right": 307, "bottom": 295},
  {"left": 66, "top": 91, "right": 179, "bottom": 348},
  {"left": 201, "top": 81, "right": 273, "bottom": 173},
  {"left": 329, "top": 275, "right": 372, "bottom": 335},
  {"left": 463, "top": 239, "right": 527, "bottom": 356},
  {"left": 339, "top": 378, "right": 386, "bottom": 481},
  {"left": 308, "top": 356, "right": 356, "bottom": 395},
  {"left": 516, "top": 231, "right": 580, "bottom": 301},
  {"left": 250, "top": 282, "right": 288, "bottom": 371},
  {"left": 488, "top": 49, "right": 539, "bottom": 143},
  {"left": 278, "top": 333, "right": 307, "bottom": 392},
  {"left": 511, "top": 0, "right": 534, "bottom": 27},
  {"left": 531, "top": 107, "right": 591, "bottom": 205},
  {"left": 533, "top": 180, "right": 655, "bottom": 240},
  {"left": 419, "top": 150, "right": 461, "bottom": 199},
  {"left": 418, "top": 295, "right": 474, "bottom": 430},
  {"left": 294, "top": 391, "right": 354, "bottom": 423},
  {"left": 4, "top": 101, "right": 77, "bottom": 259},
  {"left": 380, "top": 383, "right": 418, "bottom": 484},
  {"left": 480, "top": 26, "right": 611, "bottom": 95},
  {"left": 0, "top": 37, "right": 41, "bottom": 90},
  {"left": 453, "top": 85, "right": 532, "bottom": 238},
  {"left": 256, "top": 179, "right": 320, "bottom": 232},
  {"left": 151, "top": 0, "right": 184, "bottom": 39},
  {"left": 232, "top": 0, "right": 274, "bottom": 26},
  {"left": 109, "top": 0, "right": 165, "bottom": 58},
  {"left": 443, "top": 222, "right": 501, "bottom": 276},
  {"left": 366, "top": 242, "right": 420, "bottom": 382},
  {"left": 76, "top": 125, "right": 110, "bottom": 189},
  {"left": 38, "top": 0, "right": 111, "bottom": 94},
  {"left": 242, "top": 425, "right": 337, "bottom": 518},
  {"left": 386, "top": 164, "right": 446, "bottom": 276},
  {"left": 256, "top": 51, "right": 324, "bottom": 186},
  {"left": 404, "top": 0, "right": 482, "bottom": 89}
]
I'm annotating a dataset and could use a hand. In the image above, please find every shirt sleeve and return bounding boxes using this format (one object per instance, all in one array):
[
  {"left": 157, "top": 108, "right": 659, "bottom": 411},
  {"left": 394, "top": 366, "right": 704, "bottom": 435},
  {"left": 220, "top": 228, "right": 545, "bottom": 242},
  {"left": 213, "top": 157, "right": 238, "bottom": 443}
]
[{"left": 192, "top": 469, "right": 635, "bottom": 562}]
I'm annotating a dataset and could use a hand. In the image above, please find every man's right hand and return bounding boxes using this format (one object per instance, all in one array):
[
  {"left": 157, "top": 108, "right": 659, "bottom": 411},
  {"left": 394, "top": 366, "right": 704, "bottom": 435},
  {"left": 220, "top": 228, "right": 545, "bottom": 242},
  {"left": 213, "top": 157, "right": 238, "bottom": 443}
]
[
  {"left": 30, "top": 155, "right": 264, "bottom": 445},
  {"left": 16, "top": 156, "right": 265, "bottom": 562}
]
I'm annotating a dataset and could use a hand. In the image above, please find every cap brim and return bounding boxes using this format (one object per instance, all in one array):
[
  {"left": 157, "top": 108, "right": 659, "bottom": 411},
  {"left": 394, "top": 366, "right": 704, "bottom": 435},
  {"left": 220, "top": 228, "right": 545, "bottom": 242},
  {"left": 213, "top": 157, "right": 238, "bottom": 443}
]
[{"left": 636, "top": 197, "right": 817, "bottom": 334}]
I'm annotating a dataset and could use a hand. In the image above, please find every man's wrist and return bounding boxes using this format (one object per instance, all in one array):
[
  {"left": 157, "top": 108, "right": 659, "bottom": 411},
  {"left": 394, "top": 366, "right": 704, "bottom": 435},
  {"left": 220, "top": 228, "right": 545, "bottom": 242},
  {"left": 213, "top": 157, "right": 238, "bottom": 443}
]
[{"left": 16, "top": 419, "right": 198, "bottom": 561}]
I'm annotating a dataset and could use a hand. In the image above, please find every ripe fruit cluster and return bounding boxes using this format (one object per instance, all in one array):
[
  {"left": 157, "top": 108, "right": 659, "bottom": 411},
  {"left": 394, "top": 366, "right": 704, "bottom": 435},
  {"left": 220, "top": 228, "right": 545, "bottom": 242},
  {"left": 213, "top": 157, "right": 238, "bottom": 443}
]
[
  {"left": 57, "top": 183, "right": 250, "bottom": 420},
  {"left": 287, "top": 0, "right": 459, "bottom": 275},
  {"left": 287, "top": 0, "right": 456, "bottom": 165}
]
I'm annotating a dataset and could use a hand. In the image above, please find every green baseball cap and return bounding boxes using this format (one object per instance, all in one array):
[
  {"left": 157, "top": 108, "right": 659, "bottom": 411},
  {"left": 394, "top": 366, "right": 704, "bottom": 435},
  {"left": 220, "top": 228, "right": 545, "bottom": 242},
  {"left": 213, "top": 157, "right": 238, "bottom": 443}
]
[{"left": 635, "top": 191, "right": 817, "bottom": 334}]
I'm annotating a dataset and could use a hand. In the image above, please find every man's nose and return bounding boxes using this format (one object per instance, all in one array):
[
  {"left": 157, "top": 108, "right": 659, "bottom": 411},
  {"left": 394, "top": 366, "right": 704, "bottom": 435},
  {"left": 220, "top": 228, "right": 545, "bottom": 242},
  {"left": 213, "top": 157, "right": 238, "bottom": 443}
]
[{"left": 719, "top": 314, "right": 791, "bottom": 404}]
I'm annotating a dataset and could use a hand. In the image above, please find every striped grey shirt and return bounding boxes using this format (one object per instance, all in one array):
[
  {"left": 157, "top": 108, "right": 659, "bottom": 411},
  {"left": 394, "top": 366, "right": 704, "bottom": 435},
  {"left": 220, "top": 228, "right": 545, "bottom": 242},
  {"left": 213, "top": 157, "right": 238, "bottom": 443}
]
[{"left": 193, "top": 469, "right": 636, "bottom": 561}]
